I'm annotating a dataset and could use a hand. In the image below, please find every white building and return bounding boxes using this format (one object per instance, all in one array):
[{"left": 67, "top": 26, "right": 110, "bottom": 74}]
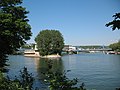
[{"left": 63, "top": 45, "right": 77, "bottom": 51}]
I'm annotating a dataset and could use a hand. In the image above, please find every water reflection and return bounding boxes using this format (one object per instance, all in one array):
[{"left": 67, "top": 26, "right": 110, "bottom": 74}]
[{"left": 33, "top": 58, "right": 64, "bottom": 80}]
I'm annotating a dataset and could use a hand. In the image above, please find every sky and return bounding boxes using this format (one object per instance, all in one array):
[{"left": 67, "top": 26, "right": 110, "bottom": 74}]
[{"left": 22, "top": 0, "right": 120, "bottom": 46}]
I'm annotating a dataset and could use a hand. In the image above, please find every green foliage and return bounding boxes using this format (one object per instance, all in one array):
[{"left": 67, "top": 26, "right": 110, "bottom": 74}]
[
  {"left": 44, "top": 71, "right": 86, "bottom": 90},
  {"left": 0, "top": 54, "right": 8, "bottom": 72},
  {"left": 109, "top": 41, "right": 120, "bottom": 51},
  {"left": 19, "top": 67, "right": 34, "bottom": 90},
  {"left": 0, "top": 0, "right": 32, "bottom": 71},
  {"left": 35, "top": 30, "right": 64, "bottom": 56},
  {"left": 0, "top": 67, "right": 34, "bottom": 90},
  {"left": 42, "top": 60, "right": 86, "bottom": 90},
  {"left": 21, "top": 44, "right": 32, "bottom": 49},
  {"left": 106, "top": 13, "right": 120, "bottom": 30}
]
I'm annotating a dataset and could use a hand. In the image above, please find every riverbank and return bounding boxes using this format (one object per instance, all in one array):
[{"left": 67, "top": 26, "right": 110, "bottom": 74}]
[
  {"left": 24, "top": 49, "right": 61, "bottom": 58},
  {"left": 41, "top": 54, "right": 61, "bottom": 58}
]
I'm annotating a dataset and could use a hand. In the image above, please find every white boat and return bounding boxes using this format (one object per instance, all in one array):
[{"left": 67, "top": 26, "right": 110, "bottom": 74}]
[
  {"left": 105, "top": 51, "right": 117, "bottom": 54},
  {"left": 24, "top": 49, "right": 40, "bottom": 57}
]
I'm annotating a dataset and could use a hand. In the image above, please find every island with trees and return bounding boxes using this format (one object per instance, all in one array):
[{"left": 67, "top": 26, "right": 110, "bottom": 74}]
[{"left": 35, "top": 29, "right": 64, "bottom": 58}]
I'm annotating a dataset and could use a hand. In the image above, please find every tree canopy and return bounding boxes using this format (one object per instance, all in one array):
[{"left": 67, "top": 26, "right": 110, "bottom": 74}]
[
  {"left": 109, "top": 41, "right": 120, "bottom": 52},
  {"left": 106, "top": 13, "right": 120, "bottom": 30},
  {"left": 35, "top": 30, "right": 64, "bottom": 56},
  {"left": 0, "top": 0, "right": 32, "bottom": 71}
]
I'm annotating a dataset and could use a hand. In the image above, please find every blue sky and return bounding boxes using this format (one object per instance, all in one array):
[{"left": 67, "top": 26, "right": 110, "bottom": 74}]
[{"left": 22, "top": 0, "right": 120, "bottom": 46}]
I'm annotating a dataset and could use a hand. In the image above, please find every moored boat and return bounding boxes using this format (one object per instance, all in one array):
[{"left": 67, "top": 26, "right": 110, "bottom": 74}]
[
  {"left": 24, "top": 49, "right": 40, "bottom": 57},
  {"left": 105, "top": 51, "right": 120, "bottom": 55}
]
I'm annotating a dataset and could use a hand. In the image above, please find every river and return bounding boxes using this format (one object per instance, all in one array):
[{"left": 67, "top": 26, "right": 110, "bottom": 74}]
[{"left": 8, "top": 53, "right": 120, "bottom": 90}]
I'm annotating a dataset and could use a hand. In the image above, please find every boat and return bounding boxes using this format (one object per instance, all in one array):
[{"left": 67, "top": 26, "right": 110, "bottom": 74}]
[
  {"left": 24, "top": 49, "right": 40, "bottom": 57},
  {"left": 105, "top": 51, "right": 120, "bottom": 55},
  {"left": 108, "top": 51, "right": 116, "bottom": 54}
]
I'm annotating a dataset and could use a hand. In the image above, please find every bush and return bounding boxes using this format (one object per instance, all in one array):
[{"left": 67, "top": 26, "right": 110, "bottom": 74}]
[
  {"left": 42, "top": 60, "right": 86, "bottom": 90},
  {"left": 0, "top": 67, "right": 34, "bottom": 90}
]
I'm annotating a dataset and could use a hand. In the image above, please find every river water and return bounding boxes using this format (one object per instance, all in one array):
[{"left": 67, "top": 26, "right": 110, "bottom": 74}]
[{"left": 8, "top": 53, "right": 120, "bottom": 90}]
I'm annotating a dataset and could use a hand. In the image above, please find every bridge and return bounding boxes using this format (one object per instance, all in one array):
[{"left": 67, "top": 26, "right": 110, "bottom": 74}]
[
  {"left": 62, "top": 48, "right": 112, "bottom": 54},
  {"left": 78, "top": 48, "right": 112, "bottom": 52}
]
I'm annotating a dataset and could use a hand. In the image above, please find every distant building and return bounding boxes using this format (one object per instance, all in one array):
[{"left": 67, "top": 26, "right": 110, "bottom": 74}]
[{"left": 63, "top": 45, "right": 77, "bottom": 51}]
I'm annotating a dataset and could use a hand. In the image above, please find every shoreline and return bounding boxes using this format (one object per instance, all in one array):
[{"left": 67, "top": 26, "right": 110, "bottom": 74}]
[
  {"left": 24, "top": 50, "right": 61, "bottom": 58},
  {"left": 41, "top": 54, "right": 61, "bottom": 58}
]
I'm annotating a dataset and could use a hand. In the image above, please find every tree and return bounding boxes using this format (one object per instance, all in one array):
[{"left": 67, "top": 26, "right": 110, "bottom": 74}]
[
  {"left": 109, "top": 41, "right": 120, "bottom": 51},
  {"left": 35, "top": 30, "right": 64, "bottom": 56},
  {"left": 0, "top": 0, "right": 32, "bottom": 71},
  {"left": 106, "top": 13, "right": 120, "bottom": 30},
  {"left": 0, "top": 67, "right": 34, "bottom": 90}
]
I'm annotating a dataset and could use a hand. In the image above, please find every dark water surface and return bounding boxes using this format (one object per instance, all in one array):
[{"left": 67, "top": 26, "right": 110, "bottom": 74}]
[{"left": 8, "top": 53, "right": 120, "bottom": 90}]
